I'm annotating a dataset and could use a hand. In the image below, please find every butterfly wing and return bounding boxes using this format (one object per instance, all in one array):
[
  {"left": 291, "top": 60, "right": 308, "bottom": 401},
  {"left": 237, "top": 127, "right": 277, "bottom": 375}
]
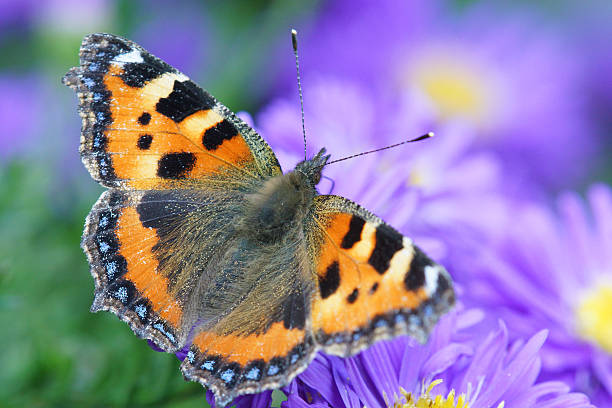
[
  {"left": 307, "top": 195, "right": 455, "bottom": 356},
  {"left": 63, "top": 33, "right": 282, "bottom": 190},
  {"left": 64, "top": 33, "right": 284, "bottom": 352},
  {"left": 82, "top": 187, "right": 249, "bottom": 352},
  {"left": 179, "top": 224, "right": 316, "bottom": 406}
]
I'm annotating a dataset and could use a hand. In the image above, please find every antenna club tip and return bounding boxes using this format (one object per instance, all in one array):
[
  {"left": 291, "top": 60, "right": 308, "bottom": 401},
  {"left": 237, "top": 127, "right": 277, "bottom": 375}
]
[
  {"left": 291, "top": 29, "right": 298, "bottom": 51},
  {"left": 427, "top": 131, "right": 435, "bottom": 137}
]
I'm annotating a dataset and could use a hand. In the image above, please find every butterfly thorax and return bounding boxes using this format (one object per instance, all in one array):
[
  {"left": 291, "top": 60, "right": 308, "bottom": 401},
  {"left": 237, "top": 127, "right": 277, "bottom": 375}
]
[{"left": 242, "top": 148, "right": 329, "bottom": 243}]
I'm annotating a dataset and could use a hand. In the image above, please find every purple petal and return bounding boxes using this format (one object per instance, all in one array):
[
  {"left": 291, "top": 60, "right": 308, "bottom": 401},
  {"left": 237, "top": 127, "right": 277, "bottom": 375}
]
[
  {"left": 421, "top": 343, "right": 473, "bottom": 378},
  {"left": 298, "top": 354, "right": 345, "bottom": 407},
  {"left": 479, "top": 330, "right": 547, "bottom": 406},
  {"left": 345, "top": 357, "right": 385, "bottom": 408},
  {"left": 234, "top": 391, "right": 272, "bottom": 408}
]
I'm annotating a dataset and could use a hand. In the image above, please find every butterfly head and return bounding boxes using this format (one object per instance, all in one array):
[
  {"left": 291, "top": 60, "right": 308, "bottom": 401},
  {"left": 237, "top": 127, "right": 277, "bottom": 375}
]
[{"left": 294, "top": 148, "right": 330, "bottom": 188}]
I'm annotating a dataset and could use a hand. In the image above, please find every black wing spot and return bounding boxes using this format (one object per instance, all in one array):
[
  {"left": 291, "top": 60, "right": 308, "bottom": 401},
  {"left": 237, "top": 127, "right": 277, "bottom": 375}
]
[
  {"left": 369, "top": 282, "right": 379, "bottom": 294},
  {"left": 156, "top": 80, "right": 216, "bottom": 122},
  {"left": 319, "top": 261, "right": 340, "bottom": 299},
  {"left": 138, "top": 112, "right": 151, "bottom": 125},
  {"left": 347, "top": 288, "right": 359, "bottom": 304},
  {"left": 120, "top": 52, "right": 173, "bottom": 88},
  {"left": 157, "top": 152, "right": 196, "bottom": 179},
  {"left": 202, "top": 119, "right": 238, "bottom": 151},
  {"left": 136, "top": 191, "right": 201, "bottom": 230},
  {"left": 137, "top": 134, "right": 153, "bottom": 150},
  {"left": 404, "top": 246, "right": 430, "bottom": 290},
  {"left": 368, "top": 224, "right": 403, "bottom": 274},
  {"left": 281, "top": 290, "right": 306, "bottom": 330},
  {"left": 341, "top": 215, "right": 365, "bottom": 249}
]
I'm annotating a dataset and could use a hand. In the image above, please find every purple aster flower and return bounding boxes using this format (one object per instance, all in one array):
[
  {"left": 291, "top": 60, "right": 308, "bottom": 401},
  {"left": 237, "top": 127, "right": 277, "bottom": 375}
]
[
  {"left": 452, "top": 184, "right": 612, "bottom": 406},
  {"left": 146, "top": 69, "right": 598, "bottom": 408},
  {"left": 282, "top": 0, "right": 598, "bottom": 188},
  {"left": 284, "top": 308, "right": 594, "bottom": 408}
]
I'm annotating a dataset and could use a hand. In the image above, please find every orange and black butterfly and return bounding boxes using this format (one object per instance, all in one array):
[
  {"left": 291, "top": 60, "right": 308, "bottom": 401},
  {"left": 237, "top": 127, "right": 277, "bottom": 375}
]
[{"left": 64, "top": 33, "right": 454, "bottom": 406}]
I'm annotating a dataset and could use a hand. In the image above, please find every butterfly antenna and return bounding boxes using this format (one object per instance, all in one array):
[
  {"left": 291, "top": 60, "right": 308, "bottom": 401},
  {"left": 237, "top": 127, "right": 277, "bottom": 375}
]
[
  {"left": 326, "top": 132, "right": 435, "bottom": 165},
  {"left": 292, "top": 29, "right": 307, "bottom": 161}
]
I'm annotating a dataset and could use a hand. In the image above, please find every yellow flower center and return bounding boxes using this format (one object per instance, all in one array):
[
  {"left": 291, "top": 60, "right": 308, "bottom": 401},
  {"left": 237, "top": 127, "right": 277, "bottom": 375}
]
[
  {"left": 402, "top": 49, "right": 501, "bottom": 130},
  {"left": 576, "top": 283, "right": 612, "bottom": 353},
  {"left": 390, "top": 380, "right": 504, "bottom": 408},
  {"left": 408, "top": 169, "right": 425, "bottom": 187}
]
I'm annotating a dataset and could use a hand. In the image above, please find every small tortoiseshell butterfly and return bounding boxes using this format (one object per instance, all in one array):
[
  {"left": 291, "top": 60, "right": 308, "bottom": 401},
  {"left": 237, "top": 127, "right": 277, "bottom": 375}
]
[{"left": 64, "top": 33, "right": 455, "bottom": 406}]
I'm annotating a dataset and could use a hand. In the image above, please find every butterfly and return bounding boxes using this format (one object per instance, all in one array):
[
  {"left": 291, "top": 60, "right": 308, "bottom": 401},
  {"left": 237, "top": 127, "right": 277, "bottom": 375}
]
[{"left": 63, "top": 33, "right": 455, "bottom": 406}]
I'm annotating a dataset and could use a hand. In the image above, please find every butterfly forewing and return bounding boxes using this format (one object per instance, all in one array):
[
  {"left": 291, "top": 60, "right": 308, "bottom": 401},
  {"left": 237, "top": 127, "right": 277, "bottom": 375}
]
[
  {"left": 63, "top": 33, "right": 281, "bottom": 190},
  {"left": 307, "top": 195, "right": 454, "bottom": 356}
]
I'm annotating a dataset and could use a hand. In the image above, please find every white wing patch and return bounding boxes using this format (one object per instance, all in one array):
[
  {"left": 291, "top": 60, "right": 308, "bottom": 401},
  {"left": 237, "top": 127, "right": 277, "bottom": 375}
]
[
  {"left": 424, "top": 265, "right": 440, "bottom": 296},
  {"left": 114, "top": 49, "right": 144, "bottom": 64}
]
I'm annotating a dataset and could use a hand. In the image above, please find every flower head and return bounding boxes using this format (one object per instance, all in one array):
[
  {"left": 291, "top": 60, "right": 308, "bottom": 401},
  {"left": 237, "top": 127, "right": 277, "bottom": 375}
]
[
  {"left": 454, "top": 184, "right": 612, "bottom": 406},
  {"left": 280, "top": 308, "right": 594, "bottom": 408}
]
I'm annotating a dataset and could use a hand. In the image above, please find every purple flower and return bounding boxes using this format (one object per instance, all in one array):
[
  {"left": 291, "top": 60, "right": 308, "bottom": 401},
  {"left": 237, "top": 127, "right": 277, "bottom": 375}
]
[
  {"left": 453, "top": 184, "right": 612, "bottom": 406},
  {"left": 283, "top": 307, "right": 594, "bottom": 408},
  {"left": 282, "top": 0, "right": 597, "bottom": 188}
]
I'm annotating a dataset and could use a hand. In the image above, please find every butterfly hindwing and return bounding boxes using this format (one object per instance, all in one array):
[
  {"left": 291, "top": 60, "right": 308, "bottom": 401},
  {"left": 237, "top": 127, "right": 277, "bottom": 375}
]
[
  {"left": 308, "top": 195, "right": 455, "bottom": 356},
  {"left": 83, "top": 179, "right": 319, "bottom": 406},
  {"left": 63, "top": 33, "right": 282, "bottom": 190},
  {"left": 178, "top": 220, "right": 318, "bottom": 406},
  {"left": 83, "top": 189, "right": 186, "bottom": 351},
  {"left": 181, "top": 321, "right": 315, "bottom": 407}
]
